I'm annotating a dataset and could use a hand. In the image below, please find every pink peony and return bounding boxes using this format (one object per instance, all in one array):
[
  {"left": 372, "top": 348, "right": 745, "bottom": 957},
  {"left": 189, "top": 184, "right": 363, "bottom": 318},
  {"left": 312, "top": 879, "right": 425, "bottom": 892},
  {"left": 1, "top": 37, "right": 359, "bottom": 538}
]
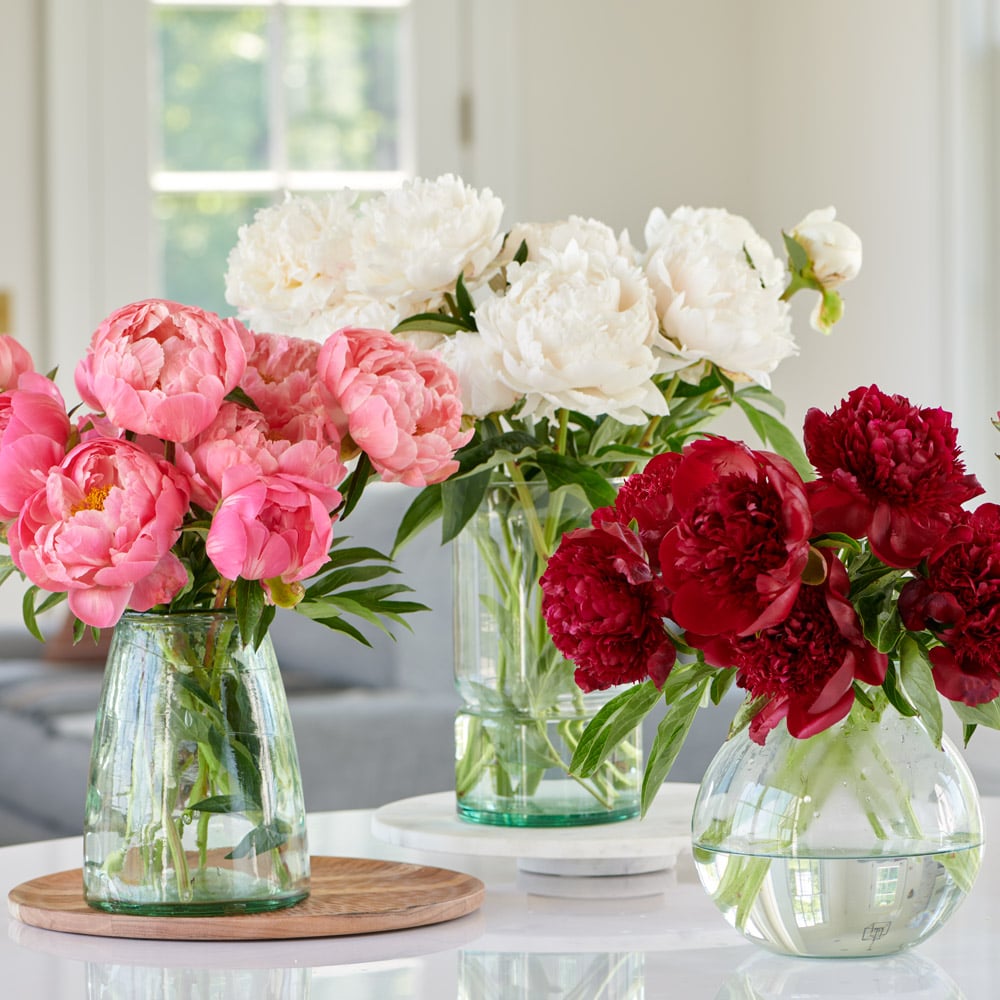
[
  {"left": 74, "top": 299, "right": 253, "bottom": 443},
  {"left": 317, "top": 327, "right": 472, "bottom": 486},
  {"left": 175, "top": 402, "right": 345, "bottom": 513},
  {"left": 658, "top": 437, "right": 813, "bottom": 637},
  {"left": 205, "top": 470, "right": 334, "bottom": 586},
  {"left": 0, "top": 373, "right": 72, "bottom": 521},
  {"left": 240, "top": 332, "right": 334, "bottom": 438},
  {"left": 9, "top": 439, "right": 190, "bottom": 628},
  {"left": 0, "top": 335, "right": 34, "bottom": 390},
  {"left": 541, "top": 521, "right": 675, "bottom": 692},
  {"left": 804, "top": 385, "right": 983, "bottom": 568}
]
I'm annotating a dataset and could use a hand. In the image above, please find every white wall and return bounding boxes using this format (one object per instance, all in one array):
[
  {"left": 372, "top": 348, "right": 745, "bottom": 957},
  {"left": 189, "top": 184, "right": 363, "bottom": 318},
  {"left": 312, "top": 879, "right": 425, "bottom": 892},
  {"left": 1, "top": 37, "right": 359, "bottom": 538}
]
[
  {"left": 0, "top": 1, "right": 44, "bottom": 358},
  {"left": 471, "top": 0, "right": 1000, "bottom": 497}
]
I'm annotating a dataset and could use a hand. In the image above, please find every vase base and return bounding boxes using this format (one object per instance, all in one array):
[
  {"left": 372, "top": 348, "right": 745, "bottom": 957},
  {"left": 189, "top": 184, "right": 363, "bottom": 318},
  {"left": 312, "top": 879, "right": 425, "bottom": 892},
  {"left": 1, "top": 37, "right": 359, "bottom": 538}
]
[
  {"left": 693, "top": 843, "right": 982, "bottom": 959},
  {"left": 84, "top": 888, "right": 310, "bottom": 918},
  {"left": 456, "top": 802, "right": 639, "bottom": 828}
]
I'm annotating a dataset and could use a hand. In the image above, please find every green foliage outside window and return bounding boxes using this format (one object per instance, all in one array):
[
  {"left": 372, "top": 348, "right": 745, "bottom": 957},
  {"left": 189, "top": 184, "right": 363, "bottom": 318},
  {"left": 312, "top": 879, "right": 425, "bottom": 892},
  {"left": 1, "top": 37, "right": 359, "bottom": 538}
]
[{"left": 152, "top": 4, "right": 402, "bottom": 317}]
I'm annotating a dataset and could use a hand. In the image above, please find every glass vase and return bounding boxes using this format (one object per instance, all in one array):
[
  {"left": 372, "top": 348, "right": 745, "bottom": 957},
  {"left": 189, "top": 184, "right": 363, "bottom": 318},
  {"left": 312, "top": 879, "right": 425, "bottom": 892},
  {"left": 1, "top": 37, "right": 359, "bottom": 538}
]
[
  {"left": 691, "top": 702, "right": 982, "bottom": 958},
  {"left": 83, "top": 611, "right": 310, "bottom": 915},
  {"left": 453, "top": 477, "right": 642, "bottom": 827}
]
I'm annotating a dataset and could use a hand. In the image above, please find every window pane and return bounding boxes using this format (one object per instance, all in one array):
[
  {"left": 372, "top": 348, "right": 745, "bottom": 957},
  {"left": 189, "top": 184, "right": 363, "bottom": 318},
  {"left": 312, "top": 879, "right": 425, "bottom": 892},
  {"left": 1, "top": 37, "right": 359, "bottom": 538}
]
[
  {"left": 154, "top": 8, "right": 269, "bottom": 171},
  {"left": 154, "top": 192, "right": 271, "bottom": 316},
  {"left": 285, "top": 7, "right": 402, "bottom": 171}
]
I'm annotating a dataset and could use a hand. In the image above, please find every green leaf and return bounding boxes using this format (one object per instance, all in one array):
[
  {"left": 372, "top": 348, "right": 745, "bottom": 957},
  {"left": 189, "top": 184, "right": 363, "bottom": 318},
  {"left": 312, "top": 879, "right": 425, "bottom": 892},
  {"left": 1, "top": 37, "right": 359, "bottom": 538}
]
[
  {"left": 223, "top": 385, "right": 260, "bottom": 411},
  {"left": 21, "top": 586, "right": 65, "bottom": 643},
  {"left": 512, "top": 238, "right": 529, "bottom": 265},
  {"left": 299, "top": 613, "right": 372, "bottom": 647},
  {"left": 441, "top": 469, "right": 492, "bottom": 543},
  {"left": 0, "top": 555, "right": 20, "bottom": 587},
  {"left": 641, "top": 678, "right": 711, "bottom": 816},
  {"left": 782, "top": 230, "right": 811, "bottom": 273},
  {"left": 898, "top": 635, "right": 943, "bottom": 747},
  {"left": 733, "top": 397, "right": 813, "bottom": 480},
  {"left": 454, "top": 272, "right": 477, "bottom": 328},
  {"left": 950, "top": 696, "right": 1000, "bottom": 731},
  {"left": 187, "top": 793, "right": 260, "bottom": 815},
  {"left": 570, "top": 681, "right": 662, "bottom": 778},
  {"left": 880, "top": 660, "right": 919, "bottom": 718},
  {"left": 533, "top": 452, "right": 617, "bottom": 509},
  {"left": 392, "top": 313, "right": 470, "bottom": 335},
  {"left": 235, "top": 577, "right": 269, "bottom": 650},
  {"left": 338, "top": 452, "right": 373, "bottom": 521},
  {"left": 392, "top": 484, "right": 443, "bottom": 554},
  {"left": 726, "top": 692, "right": 768, "bottom": 739},
  {"left": 709, "top": 668, "right": 736, "bottom": 706},
  {"left": 225, "top": 819, "right": 291, "bottom": 860}
]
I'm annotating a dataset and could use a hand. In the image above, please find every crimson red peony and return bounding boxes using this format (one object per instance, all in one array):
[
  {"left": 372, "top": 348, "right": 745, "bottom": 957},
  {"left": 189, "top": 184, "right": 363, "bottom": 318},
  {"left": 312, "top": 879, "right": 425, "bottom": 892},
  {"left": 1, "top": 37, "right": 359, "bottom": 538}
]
[
  {"left": 804, "top": 385, "right": 983, "bottom": 568},
  {"left": 658, "top": 437, "right": 813, "bottom": 637},
  {"left": 697, "top": 550, "right": 887, "bottom": 743},
  {"left": 540, "top": 521, "right": 675, "bottom": 692},
  {"left": 899, "top": 504, "right": 1000, "bottom": 705},
  {"left": 592, "top": 451, "right": 681, "bottom": 571}
]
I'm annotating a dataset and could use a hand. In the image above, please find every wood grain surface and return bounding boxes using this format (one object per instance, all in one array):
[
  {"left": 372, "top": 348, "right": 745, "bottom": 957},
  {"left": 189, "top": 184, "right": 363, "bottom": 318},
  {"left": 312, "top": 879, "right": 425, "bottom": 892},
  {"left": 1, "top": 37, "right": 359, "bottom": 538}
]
[{"left": 7, "top": 856, "right": 485, "bottom": 941}]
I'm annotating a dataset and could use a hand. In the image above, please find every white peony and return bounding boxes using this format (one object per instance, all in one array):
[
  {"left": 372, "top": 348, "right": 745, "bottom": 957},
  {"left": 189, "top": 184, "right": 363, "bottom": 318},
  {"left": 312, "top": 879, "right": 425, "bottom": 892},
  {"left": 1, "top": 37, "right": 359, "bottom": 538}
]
[
  {"left": 350, "top": 174, "right": 505, "bottom": 317},
  {"left": 791, "top": 207, "right": 862, "bottom": 289},
  {"left": 224, "top": 191, "right": 362, "bottom": 338},
  {"left": 435, "top": 330, "right": 522, "bottom": 419},
  {"left": 502, "top": 215, "right": 636, "bottom": 268},
  {"left": 475, "top": 242, "right": 667, "bottom": 424},
  {"left": 643, "top": 206, "right": 796, "bottom": 388}
]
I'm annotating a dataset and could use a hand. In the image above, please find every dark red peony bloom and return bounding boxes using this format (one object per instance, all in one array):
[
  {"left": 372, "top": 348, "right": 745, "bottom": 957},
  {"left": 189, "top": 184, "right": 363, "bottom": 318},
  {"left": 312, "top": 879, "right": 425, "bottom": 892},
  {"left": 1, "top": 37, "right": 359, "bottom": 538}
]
[
  {"left": 898, "top": 503, "right": 1000, "bottom": 705},
  {"left": 658, "top": 437, "right": 813, "bottom": 638},
  {"left": 593, "top": 451, "right": 682, "bottom": 571},
  {"left": 694, "top": 550, "right": 888, "bottom": 743},
  {"left": 540, "top": 521, "right": 675, "bottom": 692},
  {"left": 804, "top": 385, "right": 983, "bottom": 568}
]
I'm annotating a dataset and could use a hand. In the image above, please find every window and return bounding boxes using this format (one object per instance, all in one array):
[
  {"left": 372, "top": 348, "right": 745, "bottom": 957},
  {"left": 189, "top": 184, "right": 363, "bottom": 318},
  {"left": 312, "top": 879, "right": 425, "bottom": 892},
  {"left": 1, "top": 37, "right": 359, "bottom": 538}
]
[
  {"left": 151, "top": 1, "right": 413, "bottom": 315},
  {"left": 44, "top": 0, "right": 463, "bottom": 362}
]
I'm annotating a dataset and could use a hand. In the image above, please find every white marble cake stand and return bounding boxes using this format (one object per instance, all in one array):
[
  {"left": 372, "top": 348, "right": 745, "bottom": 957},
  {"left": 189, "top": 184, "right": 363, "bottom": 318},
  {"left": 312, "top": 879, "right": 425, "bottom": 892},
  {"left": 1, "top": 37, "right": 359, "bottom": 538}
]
[{"left": 371, "top": 783, "right": 697, "bottom": 879}]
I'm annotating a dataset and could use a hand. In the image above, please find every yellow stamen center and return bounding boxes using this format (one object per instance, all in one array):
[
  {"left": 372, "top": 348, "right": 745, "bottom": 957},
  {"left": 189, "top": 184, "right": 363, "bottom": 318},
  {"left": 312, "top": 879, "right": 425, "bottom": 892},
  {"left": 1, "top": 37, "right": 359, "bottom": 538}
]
[{"left": 72, "top": 484, "right": 111, "bottom": 515}]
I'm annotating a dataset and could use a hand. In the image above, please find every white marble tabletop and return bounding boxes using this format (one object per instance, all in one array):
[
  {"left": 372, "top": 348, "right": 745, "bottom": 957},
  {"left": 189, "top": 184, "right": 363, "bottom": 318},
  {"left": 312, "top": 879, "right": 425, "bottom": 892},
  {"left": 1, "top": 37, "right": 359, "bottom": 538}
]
[{"left": 2, "top": 793, "right": 998, "bottom": 999}]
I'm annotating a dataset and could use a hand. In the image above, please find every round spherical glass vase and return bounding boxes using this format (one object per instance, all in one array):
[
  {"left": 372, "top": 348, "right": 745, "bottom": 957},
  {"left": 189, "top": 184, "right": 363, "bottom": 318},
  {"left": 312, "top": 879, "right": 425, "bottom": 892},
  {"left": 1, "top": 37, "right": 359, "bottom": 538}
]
[
  {"left": 691, "top": 703, "right": 982, "bottom": 958},
  {"left": 452, "top": 476, "right": 642, "bottom": 827},
  {"left": 83, "top": 611, "right": 310, "bottom": 915}
]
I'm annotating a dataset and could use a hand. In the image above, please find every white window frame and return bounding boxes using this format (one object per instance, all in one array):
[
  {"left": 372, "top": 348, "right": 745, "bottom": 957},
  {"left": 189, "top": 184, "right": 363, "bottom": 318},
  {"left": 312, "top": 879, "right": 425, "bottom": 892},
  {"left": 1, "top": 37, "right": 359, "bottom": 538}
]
[{"left": 43, "top": 0, "right": 465, "bottom": 367}]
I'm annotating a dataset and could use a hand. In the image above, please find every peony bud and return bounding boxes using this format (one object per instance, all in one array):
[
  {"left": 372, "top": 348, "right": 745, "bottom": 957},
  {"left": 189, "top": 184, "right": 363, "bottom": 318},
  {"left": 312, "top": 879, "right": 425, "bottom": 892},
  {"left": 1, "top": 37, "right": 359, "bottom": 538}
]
[{"left": 790, "top": 207, "right": 862, "bottom": 290}]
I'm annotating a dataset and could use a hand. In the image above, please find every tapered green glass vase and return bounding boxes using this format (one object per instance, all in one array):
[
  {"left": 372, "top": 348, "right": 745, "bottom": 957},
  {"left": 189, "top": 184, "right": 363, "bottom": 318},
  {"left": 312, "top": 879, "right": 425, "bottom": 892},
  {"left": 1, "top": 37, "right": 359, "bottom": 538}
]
[{"left": 83, "top": 611, "right": 310, "bottom": 915}]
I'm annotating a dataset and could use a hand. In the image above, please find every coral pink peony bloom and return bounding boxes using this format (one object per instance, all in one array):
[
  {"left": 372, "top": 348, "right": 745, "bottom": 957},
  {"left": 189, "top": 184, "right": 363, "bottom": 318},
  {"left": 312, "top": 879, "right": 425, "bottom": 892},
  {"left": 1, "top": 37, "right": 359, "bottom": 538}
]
[
  {"left": 541, "top": 521, "right": 675, "bottom": 692},
  {"left": 240, "top": 332, "right": 334, "bottom": 436},
  {"left": 205, "top": 470, "right": 334, "bottom": 585},
  {"left": 317, "top": 327, "right": 472, "bottom": 486},
  {"left": 698, "top": 551, "right": 887, "bottom": 743},
  {"left": 0, "top": 373, "right": 72, "bottom": 521},
  {"left": 804, "top": 385, "right": 983, "bottom": 568},
  {"left": 175, "top": 402, "right": 345, "bottom": 513},
  {"left": 9, "top": 439, "right": 189, "bottom": 628},
  {"left": 899, "top": 504, "right": 1000, "bottom": 705},
  {"left": 0, "top": 335, "right": 35, "bottom": 391},
  {"left": 658, "top": 438, "right": 813, "bottom": 637},
  {"left": 74, "top": 299, "right": 253, "bottom": 443}
]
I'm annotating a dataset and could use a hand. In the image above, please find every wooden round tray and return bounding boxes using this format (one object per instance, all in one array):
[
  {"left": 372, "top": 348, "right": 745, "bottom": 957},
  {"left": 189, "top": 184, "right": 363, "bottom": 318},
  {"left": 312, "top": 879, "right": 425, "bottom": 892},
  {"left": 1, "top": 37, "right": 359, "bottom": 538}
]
[{"left": 7, "top": 855, "right": 485, "bottom": 941}]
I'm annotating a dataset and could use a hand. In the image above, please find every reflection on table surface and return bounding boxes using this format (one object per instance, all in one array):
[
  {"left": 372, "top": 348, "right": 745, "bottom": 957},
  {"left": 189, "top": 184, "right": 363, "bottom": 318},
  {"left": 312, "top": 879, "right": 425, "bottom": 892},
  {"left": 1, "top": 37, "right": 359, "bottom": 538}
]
[{"left": 3, "top": 803, "right": 999, "bottom": 999}]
